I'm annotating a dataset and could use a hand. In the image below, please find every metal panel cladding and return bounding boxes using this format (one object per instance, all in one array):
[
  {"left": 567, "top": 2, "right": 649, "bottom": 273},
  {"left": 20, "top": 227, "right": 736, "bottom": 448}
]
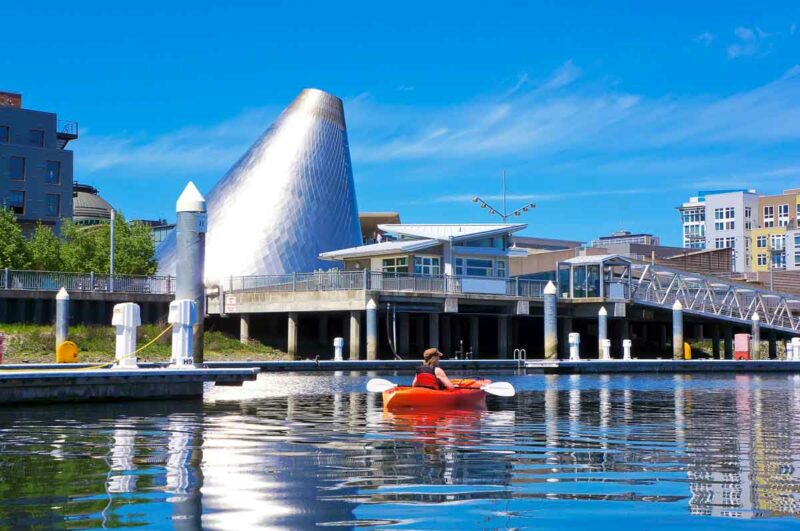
[{"left": 157, "top": 88, "right": 362, "bottom": 284}]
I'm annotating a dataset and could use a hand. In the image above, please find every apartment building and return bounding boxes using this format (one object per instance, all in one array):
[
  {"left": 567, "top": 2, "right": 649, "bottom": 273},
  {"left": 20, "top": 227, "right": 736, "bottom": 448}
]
[
  {"left": 704, "top": 190, "right": 758, "bottom": 273},
  {"left": 678, "top": 195, "right": 707, "bottom": 249},
  {"left": 0, "top": 91, "right": 77, "bottom": 234},
  {"left": 751, "top": 190, "right": 800, "bottom": 272}
]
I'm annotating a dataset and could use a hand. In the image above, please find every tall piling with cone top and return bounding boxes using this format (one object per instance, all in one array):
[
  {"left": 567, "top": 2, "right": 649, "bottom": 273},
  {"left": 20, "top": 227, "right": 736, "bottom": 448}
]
[
  {"left": 597, "top": 306, "right": 608, "bottom": 359},
  {"left": 544, "top": 281, "right": 558, "bottom": 360},
  {"left": 751, "top": 312, "right": 761, "bottom": 361},
  {"left": 55, "top": 287, "right": 69, "bottom": 350},
  {"left": 672, "top": 300, "right": 684, "bottom": 360},
  {"left": 175, "top": 182, "right": 207, "bottom": 364}
]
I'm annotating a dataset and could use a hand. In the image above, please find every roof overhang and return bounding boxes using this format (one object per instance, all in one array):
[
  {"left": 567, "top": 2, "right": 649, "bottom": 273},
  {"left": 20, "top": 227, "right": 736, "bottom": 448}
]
[{"left": 319, "top": 239, "right": 440, "bottom": 261}]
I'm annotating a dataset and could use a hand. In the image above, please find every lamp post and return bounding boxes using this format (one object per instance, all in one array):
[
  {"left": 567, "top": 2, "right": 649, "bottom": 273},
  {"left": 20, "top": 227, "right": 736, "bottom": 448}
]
[{"left": 472, "top": 171, "right": 536, "bottom": 222}]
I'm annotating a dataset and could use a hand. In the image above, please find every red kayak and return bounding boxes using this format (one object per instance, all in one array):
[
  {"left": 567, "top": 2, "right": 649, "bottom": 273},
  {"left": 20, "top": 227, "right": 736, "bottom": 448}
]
[{"left": 382, "top": 379, "right": 491, "bottom": 411}]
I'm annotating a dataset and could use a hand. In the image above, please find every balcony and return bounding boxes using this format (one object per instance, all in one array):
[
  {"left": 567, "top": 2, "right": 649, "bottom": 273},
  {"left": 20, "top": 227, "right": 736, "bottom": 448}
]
[{"left": 56, "top": 120, "right": 78, "bottom": 149}]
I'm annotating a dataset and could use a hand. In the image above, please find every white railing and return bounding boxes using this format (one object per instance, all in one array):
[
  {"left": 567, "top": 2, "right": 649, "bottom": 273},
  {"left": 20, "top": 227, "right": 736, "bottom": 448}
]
[
  {"left": 223, "top": 270, "right": 547, "bottom": 298},
  {"left": 1, "top": 268, "right": 175, "bottom": 294}
]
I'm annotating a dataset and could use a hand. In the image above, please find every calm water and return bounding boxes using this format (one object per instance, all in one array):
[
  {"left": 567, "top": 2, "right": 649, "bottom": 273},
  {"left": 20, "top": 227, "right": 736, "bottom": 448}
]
[{"left": 2, "top": 371, "right": 800, "bottom": 529}]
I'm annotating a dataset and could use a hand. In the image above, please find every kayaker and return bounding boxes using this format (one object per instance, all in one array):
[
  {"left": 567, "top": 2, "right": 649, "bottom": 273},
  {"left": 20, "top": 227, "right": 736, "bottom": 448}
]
[{"left": 412, "top": 348, "right": 455, "bottom": 390}]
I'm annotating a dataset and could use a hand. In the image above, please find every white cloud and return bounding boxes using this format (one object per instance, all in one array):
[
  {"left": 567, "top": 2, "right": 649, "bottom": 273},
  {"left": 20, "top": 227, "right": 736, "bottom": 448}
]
[
  {"left": 696, "top": 32, "right": 714, "bottom": 46},
  {"left": 727, "top": 25, "right": 779, "bottom": 59}
]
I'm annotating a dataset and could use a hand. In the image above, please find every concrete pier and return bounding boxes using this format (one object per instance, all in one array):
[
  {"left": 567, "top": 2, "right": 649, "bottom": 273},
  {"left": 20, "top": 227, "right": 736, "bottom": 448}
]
[
  {"left": 366, "top": 297, "right": 378, "bottom": 360},
  {"left": 712, "top": 324, "right": 721, "bottom": 359},
  {"left": 469, "top": 315, "right": 480, "bottom": 356},
  {"left": 398, "top": 313, "right": 410, "bottom": 357},
  {"left": 543, "top": 281, "right": 557, "bottom": 360},
  {"left": 349, "top": 311, "right": 361, "bottom": 360},
  {"left": 598, "top": 306, "right": 608, "bottom": 360},
  {"left": 428, "top": 314, "right": 439, "bottom": 349},
  {"left": 441, "top": 315, "right": 451, "bottom": 355},
  {"left": 497, "top": 315, "right": 509, "bottom": 359},
  {"left": 672, "top": 300, "right": 684, "bottom": 360},
  {"left": 239, "top": 314, "right": 250, "bottom": 345},
  {"left": 288, "top": 312, "right": 298, "bottom": 360},
  {"left": 724, "top": 325, "right": 733, "bottom": 359}
]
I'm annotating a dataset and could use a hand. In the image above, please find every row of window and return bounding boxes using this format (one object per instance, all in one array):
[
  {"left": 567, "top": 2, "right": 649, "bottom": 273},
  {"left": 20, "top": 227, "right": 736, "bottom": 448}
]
[
  {"left": 6, "top": 156, "right": 61, "bottom": 184},
  {"left": 0, "top": 125, "right": 46, "bottom": 147},
  {"left": 380, "top": 256, "right": 508, "bottom": 278},
  {"left": 714, "top": 237, "right": 736, "bottom": 249},
  {"left": 4, "top": 191, "right": 61, "bottom": 217},
  {"left": 682, "top": 210, "right": 705, "bottom": 223},
  {"left": 763, "top": 204, "right": 796, "bottom": 228},
  {"left": 756, "top": 252, "right": 787, "bottom": 268},
  {"left": 755, "top": 234, "right": 786, "bottom": 250}
]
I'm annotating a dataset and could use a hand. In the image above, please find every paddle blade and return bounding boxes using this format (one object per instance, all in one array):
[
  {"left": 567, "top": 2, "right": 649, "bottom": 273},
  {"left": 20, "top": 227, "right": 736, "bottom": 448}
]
[
  {"left": 482, "top": 382, "right": 516, "bottom": 397},
  {"left": 366, "top": 378, "right": 397, "bottom": 393}
]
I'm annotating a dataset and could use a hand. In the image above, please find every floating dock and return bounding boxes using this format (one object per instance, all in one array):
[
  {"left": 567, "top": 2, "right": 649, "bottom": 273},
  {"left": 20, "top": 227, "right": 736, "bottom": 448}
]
[{"left": 0, "top": 366, "right": 258, "bottom": 404}]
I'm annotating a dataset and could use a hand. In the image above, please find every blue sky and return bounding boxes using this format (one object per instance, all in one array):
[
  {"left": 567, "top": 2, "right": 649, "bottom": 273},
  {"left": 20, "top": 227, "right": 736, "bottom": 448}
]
[{"left": 5, "top": 1, "right": 800, "bottom": 245}]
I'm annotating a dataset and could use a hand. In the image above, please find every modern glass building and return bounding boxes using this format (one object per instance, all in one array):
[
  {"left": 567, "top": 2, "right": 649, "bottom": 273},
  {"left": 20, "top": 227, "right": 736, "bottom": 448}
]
[{"left": 157, "top": 88, "right": 362, "bottom": 282}]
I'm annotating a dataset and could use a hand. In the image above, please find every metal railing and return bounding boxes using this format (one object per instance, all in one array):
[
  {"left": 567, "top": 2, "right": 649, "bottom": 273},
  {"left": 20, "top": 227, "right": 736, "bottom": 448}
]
[
  {"left": 223, "top": 270, "right": 547, "bottom": 298},
  {"left": 630, "top": 264, "right": 800, "bottom": 332},
  {"left": 1, "top": 268, "right": 174, "bottom": 294},
  {"left": 57, "top": 120, "right": 79, "bottom": 137}
]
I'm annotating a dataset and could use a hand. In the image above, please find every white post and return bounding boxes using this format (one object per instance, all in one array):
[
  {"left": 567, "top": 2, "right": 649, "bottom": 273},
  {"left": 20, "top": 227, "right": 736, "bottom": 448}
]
[
  {"left": 597, "top": 306, "right": 608, "bottom": 359},
  {"left": 601, "top": 339, "right": 611, "bottom": 360},
  {"left": 672, "top": 300, "right": 684, "bottom": 360},
  {"left": 792, "top": 338, "right": 800, "bottom": 361},
  {"left": 169, "top": 299, "right": 197, "bottom": 367},
  {"left": 112, "top": 303, "right": 141, "bottom": 368},
  {"left": 333, "top": 337, "right": 344, "bottom": 361},
  {"left": 55, "top": 287, "right": 70, "bottom": 350},
  {"left": 568, "top": 332, "right": 580, "bottom": 361},
  {"left": 751, "top": 312, "right": 761, "bottom": 361},
  {"left": 544, "top": 281, "right": 558, "bottom": 360},
  {"left": 623, "top": 339, "right": 632, "bottom": 360}
]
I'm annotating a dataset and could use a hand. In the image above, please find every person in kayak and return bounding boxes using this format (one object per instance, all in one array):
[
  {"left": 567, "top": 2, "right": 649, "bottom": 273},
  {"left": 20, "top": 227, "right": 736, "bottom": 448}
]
[{"left": 412, "top": 348, "right": 456, "bottom": 390}]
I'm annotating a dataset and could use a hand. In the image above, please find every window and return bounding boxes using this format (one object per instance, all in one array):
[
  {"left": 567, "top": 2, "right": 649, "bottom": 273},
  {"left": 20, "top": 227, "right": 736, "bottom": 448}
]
[
  {"left": 745, "top": 221, "right": 752, "bottom": 230},
  {"left": 414, "top": 256, "right": 440, "bottom": 275},
  {"left": 771, "top": 234, "right": 785, "bottom": 250},
  {"left": 757, "top": 253, "right": 768, "bottom": 266},
  {"left": 757, "top": 235, "right": 767, "bottom": 248},
  {"left": 0, "top": 125, "right": 8, "bottom": 143},
  {"left": 29, "top": 129, "right": 44, "bottom": 147},
  {"left": 764, "top": 205, "right": 774, "bottom": 228},
  {"left": 715, "top": 237, "right": 735, "bottom": 249},
  {"left": 465, "top": 258, "right": 493, "bottom": 277},
  {"left": 796, "top": 233, "right": 800, "bottom": 247},
  {"left": 9, "top": 156, "right": 25, "bottom": 180},
  {"left": 45, "top": 194, "right": 60, "bottom": 217},
  {"left": 45, "top": 161, "right": 61, "bottom": 184},
  {"left": 779, "top": 204, "right": 790, "bottom": 227},
  {"left": 382, "top": 257, "right": 408, "bottom": 274},
  {"left": 745, "top": 207, "right": 752, "bottom": 218},
  {"left": 773, "top": 252, "right": 786, "bottom": 269},
  {"left": 714, "top": 208, "right": 723, "bottom": 220},
  {"left": 496, "top": 259, "right": 507, "bottom": 278},
  {"left": 7, "top": 191, "right": 24, "bottom": 215}
]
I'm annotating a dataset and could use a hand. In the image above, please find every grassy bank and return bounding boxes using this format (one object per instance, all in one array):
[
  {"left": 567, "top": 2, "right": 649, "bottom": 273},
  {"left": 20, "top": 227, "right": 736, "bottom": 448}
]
[{"left": 0, "top": 323, "right": 288, "bottom": 363}]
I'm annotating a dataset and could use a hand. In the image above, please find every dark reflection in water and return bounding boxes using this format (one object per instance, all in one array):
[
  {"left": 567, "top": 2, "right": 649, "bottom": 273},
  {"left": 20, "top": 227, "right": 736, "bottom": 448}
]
[{"left": 1, "top": 372, "right": 800, "bottom": 529}]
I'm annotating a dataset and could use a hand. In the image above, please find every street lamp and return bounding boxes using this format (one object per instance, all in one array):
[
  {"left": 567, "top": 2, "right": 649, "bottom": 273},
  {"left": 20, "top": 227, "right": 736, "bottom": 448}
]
[
  {"left": 471, "top": 171, "right": 536, "bottom": 222},
  {"left": 110, "top": 209, "right": 115, "bottom": 293}
]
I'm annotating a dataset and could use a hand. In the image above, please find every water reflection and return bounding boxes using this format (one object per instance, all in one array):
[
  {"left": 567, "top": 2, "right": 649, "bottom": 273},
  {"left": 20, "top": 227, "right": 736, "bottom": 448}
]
[{"left": 0, "top": 372, "right": 799, "bottom": 528}]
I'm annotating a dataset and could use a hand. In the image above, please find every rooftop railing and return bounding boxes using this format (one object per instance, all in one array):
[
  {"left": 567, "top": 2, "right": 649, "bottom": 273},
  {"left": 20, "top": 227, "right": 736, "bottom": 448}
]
[
  {"left": 56, "top": 120, "right": 79, "bottom": 137},
  {"left": 1, "top": 269, "right": 174, "bottom": 294},
  {"left": 223, "top": 270, "right": 547, "bottom": 298}
]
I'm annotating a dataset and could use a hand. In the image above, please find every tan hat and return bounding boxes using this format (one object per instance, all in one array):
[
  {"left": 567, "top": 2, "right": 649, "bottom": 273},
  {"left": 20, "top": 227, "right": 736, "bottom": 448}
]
[{"left": 423, "top": 348, "right": 443, "bottom": 359}]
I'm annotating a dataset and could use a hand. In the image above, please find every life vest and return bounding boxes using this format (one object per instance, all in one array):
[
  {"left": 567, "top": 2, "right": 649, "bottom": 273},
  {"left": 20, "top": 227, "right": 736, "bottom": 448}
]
[{"left": 414, "top": 365, "right": 443, "bottom": 390}]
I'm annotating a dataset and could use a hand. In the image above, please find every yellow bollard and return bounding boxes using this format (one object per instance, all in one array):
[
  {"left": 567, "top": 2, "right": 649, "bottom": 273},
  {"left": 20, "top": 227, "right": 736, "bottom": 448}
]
[
  {"left": 56, "top": 341, "right": 79, "bottom": 363},
  {"left": 683, "top": 342, "right": 692, "bottom": 360}
]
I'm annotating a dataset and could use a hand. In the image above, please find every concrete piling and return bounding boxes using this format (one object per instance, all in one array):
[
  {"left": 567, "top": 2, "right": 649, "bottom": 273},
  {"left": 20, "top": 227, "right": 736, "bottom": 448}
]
[
  {"left": 239, "top": 314, "right": 250, "bottom": 345},
  {"left": 366, "top": 297, "right": 378, "bottom": 360},
  {"left": 598, "top": 306, "right": 608, "bottom": 359},
  {"left": 672, "top": 300, "right": 684, "bottom": 360},
  {"left": 349, "top": 311, "right": 361, "bottom": 360},
  {"left": 751, "top": 312, "right": 761, "bottom": 361},
  {"left": 497, "top": 315, "right": 509, "bottom": 359},
  {"left": 287, "top": 312, "right": 298, "bottom": 360},
  {"left": 55, "top": 287, "right": 69, "bottom": 350},
  {"left": 544, "top": 281, "right": 558, "bottom": 360},
  {"left": 429, "top": 314, "right": 439, "bottom": 349},
  {"left": 469, "top": 315, "right": 480, "bottom": 357},
  {"left": 175, "top": 182, "right": 207, "bottom": 364}
]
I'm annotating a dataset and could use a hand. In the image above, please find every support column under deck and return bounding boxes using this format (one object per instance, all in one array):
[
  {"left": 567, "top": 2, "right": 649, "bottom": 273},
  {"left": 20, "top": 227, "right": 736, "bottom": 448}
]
[
  {"left": 349, "top": 311, "right": 361, "bottom": 360},
  {"left": 469, "top": 315, "right": 480, "bottom": 357},
  {"left": 497, "top": 315, "right": 509, "bottom": 359},
  {"left": 428, "top": 314, "right": 439, "bottom": 350},
  {"left": 240, "top": 314, "right": 251, "bottom": 345},
  {"left": 398, "top": 313, "right": 410, "bottom": 358},
  {"left": 287, "top": 312, "right": 298, "bottom": 360}
]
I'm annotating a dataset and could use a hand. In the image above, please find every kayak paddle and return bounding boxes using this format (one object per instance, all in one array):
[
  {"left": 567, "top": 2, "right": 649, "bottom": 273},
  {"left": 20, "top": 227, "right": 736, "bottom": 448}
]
[
  {"left": 366, "top": 378, "right": 398, "bottom": 393},
  {"left": 480, "top": 382, "right": 516, "bottom": 397}
]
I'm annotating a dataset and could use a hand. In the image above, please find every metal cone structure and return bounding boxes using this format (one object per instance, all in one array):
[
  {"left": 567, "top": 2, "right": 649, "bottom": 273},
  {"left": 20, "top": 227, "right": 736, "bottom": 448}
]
[{"left": 157, "top": 88, "right": 362, "bottom": 283}]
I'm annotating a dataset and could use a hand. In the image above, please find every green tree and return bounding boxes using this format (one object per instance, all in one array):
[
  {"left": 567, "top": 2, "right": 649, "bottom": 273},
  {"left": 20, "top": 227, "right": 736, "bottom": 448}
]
[
  {"left": 28, "top": 223, "right": 62, "bottom": 271},
  {"left": 60, "top": 213, "right": 157, "bottom": 275},
  {"left": 0, "top": 208, "right": 30, "bottom": 269}
]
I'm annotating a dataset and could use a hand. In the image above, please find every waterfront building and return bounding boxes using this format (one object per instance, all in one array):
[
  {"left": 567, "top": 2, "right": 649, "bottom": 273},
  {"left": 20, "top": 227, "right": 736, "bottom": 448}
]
[
  {"left": 359, "top": 212, "right": 400, "bottom": 244},
  {"left": 321, "top": 223, "right": 527, "bottom": 288},
  {"left": 590, "top": 230, "right": 660, "bottom": 247},
  {"left": 0, "top": 90, "right": 77, "bottom": 234},
  {"left": 786, "top": 228, "right": 800, "bottom": 271},
  {"left": 510, "top": 235, "right": 583, "bottom": 251},
  {"left": 157, "top": 88, "right": 362, "bottom": 282}
]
